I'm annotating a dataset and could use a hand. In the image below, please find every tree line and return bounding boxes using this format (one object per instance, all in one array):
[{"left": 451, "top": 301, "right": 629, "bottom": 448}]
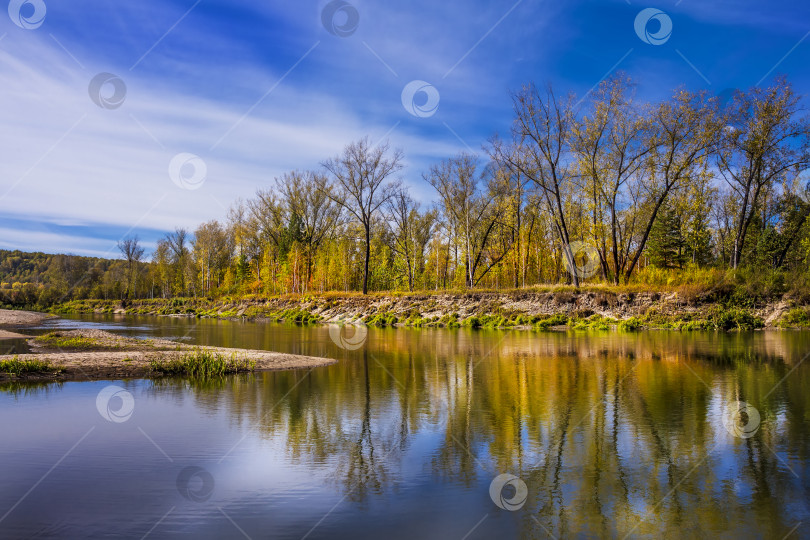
[{"left": 2, "top": 74, "right": 809, "bottom": 304}]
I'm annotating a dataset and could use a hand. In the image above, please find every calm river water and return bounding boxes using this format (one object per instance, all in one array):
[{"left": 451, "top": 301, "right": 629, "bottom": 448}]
[{"left": 1, "top": 314, "right": 809, "bottom": 539}]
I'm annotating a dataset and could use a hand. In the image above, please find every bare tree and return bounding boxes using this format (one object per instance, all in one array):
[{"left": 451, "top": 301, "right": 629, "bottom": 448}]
[
  {"left": 117, "top": 236, "right": 144, "bottom": 299},
  {"left": 322, "top": 138, "right": 403, "bottom": 294},
  {"left": 494, "top": 83, "right": 582, "bottom": 286},
  {"left": 572, "top": 74, "right": 655, "bottom": 284}
]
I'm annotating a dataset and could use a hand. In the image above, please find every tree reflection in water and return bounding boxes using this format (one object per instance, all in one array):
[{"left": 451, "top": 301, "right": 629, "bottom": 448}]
[{"left": 150, "top": 328, "right": 810, "bottom": 538}]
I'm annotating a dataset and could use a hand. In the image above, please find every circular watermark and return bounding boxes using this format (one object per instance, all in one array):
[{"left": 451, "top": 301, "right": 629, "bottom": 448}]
[
  {"left": 176, "top": 466, "right": 215, "bottom": 502},
  {"left": 401, "top": 80, "right": 440, "bottom": 118},
  {"left": 722, "top": 401, "right": 761, "bottom": 439},
  {"left": 96, "top": 385, "right": 135, "bottom": 423},
  {"left": 564, "top": 241, "right": 600, "bottom": 280},
  {"left": 168, "top": 153, "right": 207, "bottom": 190},
  {"left": 489, "top": 473, "right": 527, "bottom": 511},
  {"left": 634, "top": 8, "right": 672, "bottom": 46},
  {"left": 328, "top": 320, "right": 368, "bottom": 350},
  {"left": 321, "top": 0, "right": 359, "bottom": 37},
  {"left": 8, "top": 0, "right": 46, "bottom": 30},
  {"left": 88, "top": 73, "right": 127, "bottom": 110}
]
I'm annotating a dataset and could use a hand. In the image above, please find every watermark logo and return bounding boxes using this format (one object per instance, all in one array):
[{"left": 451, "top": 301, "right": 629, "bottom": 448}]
[
  {"left": 634, "top": 8, "right": 672, "bottom": 46},
  {"left": 564, "top": 241, "right": 600, "bottom": 280},
  {"left": 489, "top": 473, "right": 528, "bottom": 511},
  {"left": 401, "top": 80, "right": 440, "bottom": 118},
  {"left": 328, "top": 319, "right": 367, "bottom": 350},
  {"left": 88, "top": 73, "right": 127, "bottom": 110},
  {"left": 722, "top": 401, "right": 761, "bottom": 439},
  {"left": 169, "top": 153, "right": 207, "bottom": 190},
  {"left": 321, "top": 0, "right": 359, "bottom": 37},
  {"left": 176, "top": 466, "right": 215, "bottom": 502},
  {"left": 8, "top": 0, "right": 46, "bottom": 29},
  {"left": 96, "top": 385, "right": 135, "bottom": 423}
]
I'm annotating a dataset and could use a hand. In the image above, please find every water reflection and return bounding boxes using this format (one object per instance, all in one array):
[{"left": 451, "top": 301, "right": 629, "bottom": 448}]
[{"left": 2, "top": 318, "right": 809, "bottom": 538}]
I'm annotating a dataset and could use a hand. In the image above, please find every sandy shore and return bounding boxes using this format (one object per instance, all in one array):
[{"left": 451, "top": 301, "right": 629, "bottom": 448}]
[
  {"left": 0, "top": 309, "right": 50, "bottom": 340},
  {"left": 0, "top": 309, "right": 54, "bottom": 327},
  {"left": 0, "top": 330, "right": 31, "bottom": 339},
  {"left": 0, "top": 329, "right": 336, "bottom": 381}
]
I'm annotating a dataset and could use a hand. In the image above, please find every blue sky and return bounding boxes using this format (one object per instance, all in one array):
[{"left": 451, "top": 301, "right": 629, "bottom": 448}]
[{"left": 0, "top": 0, "right": 809, "bottom": 258}]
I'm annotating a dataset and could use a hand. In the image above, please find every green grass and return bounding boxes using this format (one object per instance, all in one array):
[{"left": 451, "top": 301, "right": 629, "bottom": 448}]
[
  {"left": 0, "top": 357, "right": 55, "bottom": 376},
  {"left": 34, "top": 332, "right": 107, "bottom": 350},
  {"left": 149, "top": 349, "right": 256, "bottom": 378}
]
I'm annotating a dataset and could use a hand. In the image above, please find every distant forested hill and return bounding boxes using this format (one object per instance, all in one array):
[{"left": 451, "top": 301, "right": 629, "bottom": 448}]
[{"left": 0, "top": 249, "right": 141, "bottom": 306}]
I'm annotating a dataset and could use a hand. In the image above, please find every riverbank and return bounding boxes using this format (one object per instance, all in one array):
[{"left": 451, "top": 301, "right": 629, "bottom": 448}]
[
  {"left": 0, "top": 328, "right": 336, "bottom": 382},
  {"left": 0, "top": 308, "right": 53, "bottom": 327},
  {"left": 49, "top": 288, "right": 810, "bottom": 331},
  {"left": 0, "top": 309, "right": 53, "bottom": 339}
]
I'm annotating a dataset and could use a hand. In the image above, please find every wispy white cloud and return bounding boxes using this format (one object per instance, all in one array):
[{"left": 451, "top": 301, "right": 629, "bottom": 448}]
[
  {"left": 0, "top": 25, "right": 467, "bottom": 256},
  {"left": 0, "top": 226, "right": 136, "bottom": 258}
]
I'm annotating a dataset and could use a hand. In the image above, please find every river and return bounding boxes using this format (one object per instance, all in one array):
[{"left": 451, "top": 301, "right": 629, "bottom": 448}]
[{"left": 1, "top": 314, "right": 809, "bottom": 538}]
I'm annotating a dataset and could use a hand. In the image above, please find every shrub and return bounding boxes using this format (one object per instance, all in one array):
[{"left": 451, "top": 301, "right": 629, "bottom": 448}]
[
  {"left": 777, "top": 307, "right": 810, "bottom": 328},
  {"left": 710, "top": 307, "right": 764, "bottom": 331},
  {"left": 618, "top": 317, "right": 642, "bottom": 332}
]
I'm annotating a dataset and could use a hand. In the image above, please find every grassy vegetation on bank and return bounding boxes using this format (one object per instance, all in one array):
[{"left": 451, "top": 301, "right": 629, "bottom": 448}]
[
  {"left": 149, "top": 349, "right": 256, "bottom": 378},
  {"left": 33, "top": 332, "right": 115, "bottom": 350},
  {"left": 24, "top": 268, "right": 810, "bottom": 331},
  {"left": 0, "top": 357, "right": 57, "bottom": 376},
  {"left": 41, "top": 292, "right": 788, "bottom": 332}
]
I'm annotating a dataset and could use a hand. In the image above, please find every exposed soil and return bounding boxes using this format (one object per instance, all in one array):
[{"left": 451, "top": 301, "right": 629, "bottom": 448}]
[
  {"left": 49, "top": 286, "right": 810, "bottom": 328},
  {"left": 69, "top": 290, "right": 801, "bottom": 328}
]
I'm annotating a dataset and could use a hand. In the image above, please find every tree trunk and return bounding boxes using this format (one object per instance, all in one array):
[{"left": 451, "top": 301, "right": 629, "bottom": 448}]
[{"left": 362, "top": 223, "right": 370, "bottom": 294}]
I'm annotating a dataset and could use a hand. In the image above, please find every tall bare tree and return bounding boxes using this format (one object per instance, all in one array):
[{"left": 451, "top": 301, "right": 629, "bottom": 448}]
[
  {"left": 573, "top": 74, "right": 655, "bottom": 284},
  {"left": 494, "top": 83, "right": 582, "bottom": 286},
  {"left": 322, "top": 138, "right": 403, "bottom": 294}
]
